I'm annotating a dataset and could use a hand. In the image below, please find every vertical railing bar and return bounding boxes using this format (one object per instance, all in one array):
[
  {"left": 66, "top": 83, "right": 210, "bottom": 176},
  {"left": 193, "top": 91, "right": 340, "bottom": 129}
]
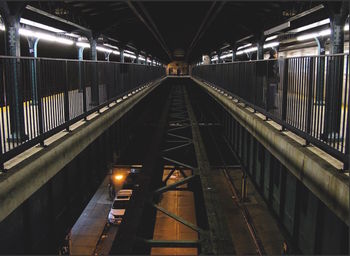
[
  {"left": 82, "top": 62, "right": 87, "bottom": 120},
  {"left": 305, "top": 57, "right": 314, "bottom": 145},
  {"left": 36, "top": 59, "right": 45, "bottom": 147},
  {"left": 281, "top": 58, "right": 289, "bottom": 130},
  {"left": 340, "top": 55, "right": 348, "bottom": 154},
  {"left": 64, "top": 60, "right": 70, "bottom": 131}
]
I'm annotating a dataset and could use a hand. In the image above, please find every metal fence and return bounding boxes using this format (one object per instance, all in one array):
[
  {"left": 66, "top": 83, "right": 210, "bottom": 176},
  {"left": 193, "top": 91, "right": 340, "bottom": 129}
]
[
  {"left": 192, "top": 54, "right": 349, "bottom": 169},
  {"left": 0, "top": 56, "right": 165, "bottom": 168}
]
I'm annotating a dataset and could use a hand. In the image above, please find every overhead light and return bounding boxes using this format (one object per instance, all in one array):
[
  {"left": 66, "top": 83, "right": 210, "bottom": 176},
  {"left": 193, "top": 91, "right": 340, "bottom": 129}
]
[
  {"left": 290, "top": 18, "right": 330, "bottom": 33},
  {"left": 263, "top": 42, "right": 280, "bottom": 48},
  {"left": 78, "top": 37, "right": 88, "bottom": 41},
  {"left": 345, "top": 24, "right": 349, "bottom": 31},
  {"left": 76, "top": 42, "right": 90, "bottom": 48},
  {"left": 237, "top": 47, "right": 258, "bottom": 55},
  {"left": 19, "top": 28, "right": 74, "bottom": 45},
  {"left": 124, "top": 49, "right": 135, "bottom": 55},
  {"left": 96, "top": 46, "right": 112, "bottom": 53},
  {"left": 65, "top": 33, "right": 80, "bottom": 38},
  {"left": 264, "top": 21, "right": 290, "bottom": 35},
  {"left": 139, "top": 56, "right": 145, "bottom": 61},
  {"left": 237, "top": 43, "right": 252, "bottom": 50},
  {"left": 103, "top": 43, "right": 119, "bottom": 50},
  {"left": 220, "top": 53, "right": 233, "bottom": 59},
  {"left": 0, "top": 24, "right": 5, "bottom": 31},
  {"left": 124, "top": 52, "right": 136, "bottom": 59},
  {"left": 113, "top": 50, "right": 120, "bottom": 55},
  {"left": 297, "top": 29, "right": 331, "bottom": 41},
  {"left": 266, "top": 35, "right": 277, "bottom": 41},
  {"left": 20, "top": 18, "right": 65, "bottom": 33}
]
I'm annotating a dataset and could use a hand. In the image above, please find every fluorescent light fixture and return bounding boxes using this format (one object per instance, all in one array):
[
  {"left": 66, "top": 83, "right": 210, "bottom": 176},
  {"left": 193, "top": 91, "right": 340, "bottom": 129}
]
[
  {"left": 237, "top": 43, "right": 252, "bottom": 50},
  {"left": 139, "top": 56, "right": 145, "bottom": 61},
  {"left": 297, "top": 29, "right": 331, "bottom": 41},
  {"left": 103, "top": 43, "right": 119, "bottom": 50},
  {"left": 220, "top": 53, "right": 233, "bottom": 59},
  {"left": 237, "top": 47, "right": 258, "bottom": 55},
  {"left": 263, "top": 42, "right": 280, "bottom": 48},
  {"left": 113, "top": 50, "right": 120, "bottom": 55},
  {"left": 96, "top": 46, "right": 112, "bottom": 53},
  {"left": 345, "top": 24, "right": 349, "bottom": 31},
  {"left": 290, "top": 18, "right": 330, "bottom": 33},
  {"left": 19, "top": 28, "right": 34, "bottom": 37},
  {"left": 124, "top": 49, "right": 134, "bottom": 55},
  {"left": 264, "top": 21, "right": 290, "bottom": 35},
  {"left": 65, "top": 33, "right": 80, "bottom": 38},
  {"left": 20, "top": 18, "right": 65, "bottom": 33},
  {"left": 0, "top": 24, "right": 5, "bottom": 31},
  {"left": 124, "top": 52, "right": 136, "bottom": 59},
  {"left": 266, "top": 35, "right": 277, "bottom": 41},
  {"left": 19, "top": 28, "right": 74, "bottom": 45},
  {"left": 76, "top": 42, "right": 90, "bottom": 48}
]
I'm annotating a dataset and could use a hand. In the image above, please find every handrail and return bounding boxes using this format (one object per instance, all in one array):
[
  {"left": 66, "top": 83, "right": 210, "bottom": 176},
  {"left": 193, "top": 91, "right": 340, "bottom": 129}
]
[
  {"left": 0, "top": 56, "right": 165, "bottom": 170},
  {"left": 193, "top": 54, "right": 349, "bottom": 169},
  {"left": 0, "top": 55, "right": 160, "bottom": 66},
  {"left": 198, "top": 53, "right": 349, "bottom": 66}
]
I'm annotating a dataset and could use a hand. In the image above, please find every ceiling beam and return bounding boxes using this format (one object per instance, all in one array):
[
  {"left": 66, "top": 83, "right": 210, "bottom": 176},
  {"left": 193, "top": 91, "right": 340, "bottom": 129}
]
[
  {"left": 186, "top": 1, "right": 217, "bottom": 59},
  {"left": 186, "top": 1, "right": 226, "bottom": 61},
  {"left": 25, "top": 5, "right": 91, "bottom": 33},
  {"left": 137, "top": 1, "right": 172, "bottom": 60},
  {"left": 126, "top": 0, "right": 172, "bottom": 61}
]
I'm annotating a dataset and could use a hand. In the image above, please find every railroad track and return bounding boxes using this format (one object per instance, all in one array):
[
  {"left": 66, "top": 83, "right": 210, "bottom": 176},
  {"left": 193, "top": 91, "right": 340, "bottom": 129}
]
[{"left": 189, "top": 85, "right": 266, "bottom": 256}]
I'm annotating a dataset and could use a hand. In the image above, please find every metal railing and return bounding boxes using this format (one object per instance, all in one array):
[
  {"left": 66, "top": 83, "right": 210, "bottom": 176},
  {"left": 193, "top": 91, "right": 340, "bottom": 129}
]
[
  {"left": 0, "top": 56, "right": 165, "bottom": 169},
  {"left": 192, "top": 54, "right": 349, "bottom": 169}
]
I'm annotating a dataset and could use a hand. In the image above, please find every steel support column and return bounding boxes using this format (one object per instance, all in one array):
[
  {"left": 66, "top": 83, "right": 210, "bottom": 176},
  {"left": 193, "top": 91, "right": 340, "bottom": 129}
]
[
  {"left": 217, "top": 50, "right": 221, "bottom": 64},
  {"left": 4, "top": 14, "right": 27, "bottom": 141},
  {"left": 78, "top": 47, "right": 84, "bottom": 92},
  {"left": 257, "top": 40, "right": 264, "bottom": 60},
  {"left": 323, "top": 5, "right": 348, "bottom": 141},
  {"left": 120, "top": 48, "right": 125, "bottom": 63},
  {"left": 231, "top": 48, "right": 237, "bottom": 62},
  {"left": 89, "top": 38, "right": 99, "bottom": 106},
  {"left": 136, "top": 52, "right": 140, "bottom": 64},
  {"left": 27, "top": 37, "right": 39, "bottom": 105}
]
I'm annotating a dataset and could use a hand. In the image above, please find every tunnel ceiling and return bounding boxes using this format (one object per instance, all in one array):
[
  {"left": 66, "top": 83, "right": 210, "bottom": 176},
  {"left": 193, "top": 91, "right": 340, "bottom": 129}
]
[{"left": 23, "top": 1, "right": 331, "bottom": 63}]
